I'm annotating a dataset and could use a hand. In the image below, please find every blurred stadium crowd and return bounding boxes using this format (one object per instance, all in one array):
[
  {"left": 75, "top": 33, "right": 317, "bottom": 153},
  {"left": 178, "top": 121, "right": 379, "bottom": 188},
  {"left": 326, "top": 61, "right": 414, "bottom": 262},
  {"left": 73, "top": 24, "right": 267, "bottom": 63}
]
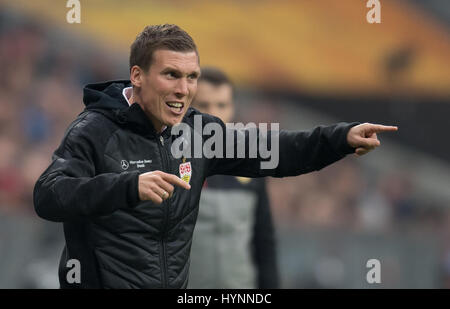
[
  {"left": 0, "top": 3, "right": 449, "bottom": 288},
  {"left": 0, "top": 8, "right": 119, "bottom": 287}
]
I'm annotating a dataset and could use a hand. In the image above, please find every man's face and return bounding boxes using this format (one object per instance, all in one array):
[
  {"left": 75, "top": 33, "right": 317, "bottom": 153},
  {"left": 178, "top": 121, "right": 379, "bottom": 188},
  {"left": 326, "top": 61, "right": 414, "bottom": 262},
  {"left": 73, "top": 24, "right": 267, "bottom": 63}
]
[
  {"left": 192, "top": 81, "right": 234, "bottom": 123},
  {"left": 132, "top": 49, "right": 200, "bottom": 131}
]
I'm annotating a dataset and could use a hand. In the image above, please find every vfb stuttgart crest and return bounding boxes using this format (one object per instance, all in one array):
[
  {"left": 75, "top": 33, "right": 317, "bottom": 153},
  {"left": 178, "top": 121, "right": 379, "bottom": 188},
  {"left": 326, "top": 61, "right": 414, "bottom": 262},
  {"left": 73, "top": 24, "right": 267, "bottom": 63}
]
[{"left": 179, "top": 162, "right": 192, "bottom": 184}]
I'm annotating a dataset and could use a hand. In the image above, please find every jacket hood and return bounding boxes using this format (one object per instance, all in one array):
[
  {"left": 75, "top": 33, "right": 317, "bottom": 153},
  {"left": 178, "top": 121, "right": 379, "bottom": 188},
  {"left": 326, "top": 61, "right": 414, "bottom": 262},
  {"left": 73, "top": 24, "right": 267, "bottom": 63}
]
[
  {"left": 83, "top": 80, "right": 131, "bottom": 110},
  {"left": 82, "top": 80, "right": 186, "bottom": 139},
  {"left": 82, "top": 79, "right": 161, "bottom": 136}
]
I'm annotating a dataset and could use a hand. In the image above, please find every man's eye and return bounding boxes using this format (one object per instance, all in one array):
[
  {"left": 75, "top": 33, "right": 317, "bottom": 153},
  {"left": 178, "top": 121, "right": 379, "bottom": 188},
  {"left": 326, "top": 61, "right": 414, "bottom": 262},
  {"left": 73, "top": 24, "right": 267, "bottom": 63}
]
[
  {"left": 218, "top": 103, "right": 227, "bottom": 109},
  {"left": 166, "top": 72, "right": 177, "bottom": 78}
]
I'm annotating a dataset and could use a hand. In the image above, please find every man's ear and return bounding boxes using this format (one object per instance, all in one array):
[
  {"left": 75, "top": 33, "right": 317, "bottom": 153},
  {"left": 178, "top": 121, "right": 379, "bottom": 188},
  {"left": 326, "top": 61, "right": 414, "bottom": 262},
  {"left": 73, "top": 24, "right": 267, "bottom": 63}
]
[{"left": 130, "top": 65, "right": 143, "bottom": 88}]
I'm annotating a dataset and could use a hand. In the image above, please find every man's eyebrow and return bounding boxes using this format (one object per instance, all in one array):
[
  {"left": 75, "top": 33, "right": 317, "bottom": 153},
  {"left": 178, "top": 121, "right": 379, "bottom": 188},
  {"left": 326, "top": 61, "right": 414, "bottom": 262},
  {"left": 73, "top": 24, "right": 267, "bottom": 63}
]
[
  {"left": 189, "top": 70, "right": 200, "bottom": 77},
  {"left": 161, "top": 67, "right": 200, "bottom": 77},
  {"left": 161, "top": 66, "right": 181, "bottom": 73}
]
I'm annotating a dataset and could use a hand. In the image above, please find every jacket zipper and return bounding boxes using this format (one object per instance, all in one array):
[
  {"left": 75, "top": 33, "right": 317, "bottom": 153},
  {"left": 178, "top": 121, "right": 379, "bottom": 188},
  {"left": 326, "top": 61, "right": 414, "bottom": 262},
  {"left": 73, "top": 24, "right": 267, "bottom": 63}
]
[{"left": 158, "top": 134, "right": 170, "bottom": 288}]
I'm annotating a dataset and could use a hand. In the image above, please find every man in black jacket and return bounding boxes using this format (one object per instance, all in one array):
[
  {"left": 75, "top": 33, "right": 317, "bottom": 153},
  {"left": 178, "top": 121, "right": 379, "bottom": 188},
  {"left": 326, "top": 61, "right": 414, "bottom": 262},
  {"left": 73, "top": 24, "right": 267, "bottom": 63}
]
[{"left": 33, "top": 24, "right": 397, "bottom": 289}]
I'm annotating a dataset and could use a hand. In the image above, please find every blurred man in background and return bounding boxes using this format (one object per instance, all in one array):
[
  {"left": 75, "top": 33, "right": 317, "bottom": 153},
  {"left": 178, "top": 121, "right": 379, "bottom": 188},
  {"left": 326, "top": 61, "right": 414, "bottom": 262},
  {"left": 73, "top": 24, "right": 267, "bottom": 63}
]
[{"left": 189, "top": 67, "right": 279, "bottom": 289}]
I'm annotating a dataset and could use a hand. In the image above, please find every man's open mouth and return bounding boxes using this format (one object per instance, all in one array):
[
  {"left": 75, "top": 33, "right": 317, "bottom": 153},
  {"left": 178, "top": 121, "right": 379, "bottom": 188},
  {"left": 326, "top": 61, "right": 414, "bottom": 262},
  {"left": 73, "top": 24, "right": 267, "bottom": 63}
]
[{"left": 166, "top": 101, "right": 184, "bottom": 113}]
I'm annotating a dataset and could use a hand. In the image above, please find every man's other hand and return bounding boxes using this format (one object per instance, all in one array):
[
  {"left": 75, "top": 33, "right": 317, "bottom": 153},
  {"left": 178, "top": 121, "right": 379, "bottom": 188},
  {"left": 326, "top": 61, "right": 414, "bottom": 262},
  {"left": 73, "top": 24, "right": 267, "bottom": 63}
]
[
  {"left": 347, "top": 123, "right": 398, "bottom": 156},
  {"left": 138, "top": 171, "right": 191, "bottom": 204}
]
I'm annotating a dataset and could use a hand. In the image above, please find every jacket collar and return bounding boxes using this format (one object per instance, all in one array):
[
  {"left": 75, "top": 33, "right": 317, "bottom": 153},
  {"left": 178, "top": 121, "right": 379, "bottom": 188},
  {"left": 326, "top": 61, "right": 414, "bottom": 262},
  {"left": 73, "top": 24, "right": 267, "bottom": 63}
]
[
  {"left": 83, "top": 80, "right": 173, "bottom": 139},
  {"left": 117, "top": 103, "right": 172, "bottom": 139}
]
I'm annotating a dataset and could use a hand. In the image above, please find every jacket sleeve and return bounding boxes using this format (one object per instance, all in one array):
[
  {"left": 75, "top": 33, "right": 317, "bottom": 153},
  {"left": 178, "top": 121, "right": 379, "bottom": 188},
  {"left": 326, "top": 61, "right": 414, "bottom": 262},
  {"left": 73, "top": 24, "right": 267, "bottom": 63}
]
[
  {"left": 33, "top": 120, "right": 141, "bottom": 222},
  {"left": 206, "top": 114, "right": 359, "bottom": 178},
  {"left": 252, "top": 178, "right": 279, "bottom": 289}
]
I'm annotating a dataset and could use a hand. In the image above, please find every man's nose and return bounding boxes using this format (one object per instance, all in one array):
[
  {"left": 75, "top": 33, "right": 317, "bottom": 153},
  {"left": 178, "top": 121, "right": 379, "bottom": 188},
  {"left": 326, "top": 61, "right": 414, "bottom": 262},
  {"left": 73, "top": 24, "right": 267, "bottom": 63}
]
[{"left": 174, "top": 78, "right": 189, "bottom": 98}]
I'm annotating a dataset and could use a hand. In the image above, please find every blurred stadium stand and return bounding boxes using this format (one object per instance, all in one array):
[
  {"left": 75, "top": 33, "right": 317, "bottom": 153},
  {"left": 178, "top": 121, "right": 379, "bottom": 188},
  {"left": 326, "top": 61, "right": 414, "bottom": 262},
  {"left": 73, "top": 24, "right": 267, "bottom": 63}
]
[{"left": 0, "top": 0, "right": 448, "bottom": 288}]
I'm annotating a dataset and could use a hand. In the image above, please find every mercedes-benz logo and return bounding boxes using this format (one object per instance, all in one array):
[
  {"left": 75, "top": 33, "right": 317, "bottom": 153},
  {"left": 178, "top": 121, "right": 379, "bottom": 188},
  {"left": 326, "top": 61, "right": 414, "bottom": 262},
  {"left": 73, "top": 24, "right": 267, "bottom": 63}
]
[{"left": 121, "top": 160, "right": 129, "bottom": 170}]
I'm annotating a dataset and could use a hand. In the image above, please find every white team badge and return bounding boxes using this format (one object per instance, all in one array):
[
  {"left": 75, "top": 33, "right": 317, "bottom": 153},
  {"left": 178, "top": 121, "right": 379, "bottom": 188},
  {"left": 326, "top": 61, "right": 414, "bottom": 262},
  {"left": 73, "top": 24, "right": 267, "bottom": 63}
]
[{"left": 179, "top": 161, "right": 192, "bottom": 184}]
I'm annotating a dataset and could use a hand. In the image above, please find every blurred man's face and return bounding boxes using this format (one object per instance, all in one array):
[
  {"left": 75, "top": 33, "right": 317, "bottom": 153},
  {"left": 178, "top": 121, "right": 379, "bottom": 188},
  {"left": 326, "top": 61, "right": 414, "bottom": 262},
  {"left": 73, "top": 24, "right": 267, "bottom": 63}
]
[
  {"left": 192, "top": 81, "right": 234, "bottom": 123},
  {"left": 131, "top": 49, "right": 200, "bottom": 131}
]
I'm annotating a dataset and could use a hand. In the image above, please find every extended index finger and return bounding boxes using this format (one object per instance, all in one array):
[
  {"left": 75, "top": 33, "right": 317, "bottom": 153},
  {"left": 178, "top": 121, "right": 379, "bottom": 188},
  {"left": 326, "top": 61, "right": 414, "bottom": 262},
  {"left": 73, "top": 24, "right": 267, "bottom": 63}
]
[
  {"left": 369, "top": 124, "right": 398, "bottom": 133},
  {"left": 160, "top": 172, "right": 191, "bottom": 190}
]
